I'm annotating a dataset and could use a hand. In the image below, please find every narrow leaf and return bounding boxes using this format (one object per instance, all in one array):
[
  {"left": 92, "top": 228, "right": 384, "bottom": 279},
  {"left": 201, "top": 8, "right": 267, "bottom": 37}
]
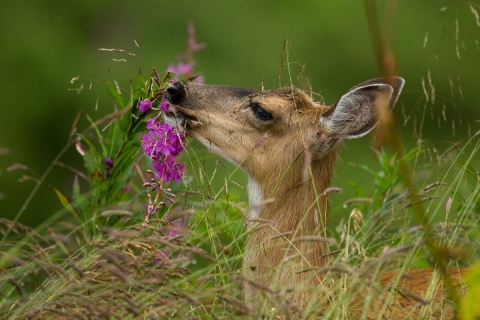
[
  {"left": 460, "top": 263, "right": 480, "bottom": 320},
  {"left": 53, "top": 187, "right": 77, "bottom": 218},
  {"left": 104, "top": 81, "right": 126, "bottom": 109}
]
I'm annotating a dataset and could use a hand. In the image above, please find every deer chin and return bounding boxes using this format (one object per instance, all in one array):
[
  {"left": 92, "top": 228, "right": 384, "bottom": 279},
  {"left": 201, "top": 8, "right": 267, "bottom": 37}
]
[{"left": 163, "top": 105, "right": 199, "bottom": 136}]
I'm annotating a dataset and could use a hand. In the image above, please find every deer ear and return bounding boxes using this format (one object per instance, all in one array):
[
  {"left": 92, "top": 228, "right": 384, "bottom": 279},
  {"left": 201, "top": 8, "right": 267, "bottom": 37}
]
[{"left": 320, "top": 77, "right": 404, "bottom": 139}]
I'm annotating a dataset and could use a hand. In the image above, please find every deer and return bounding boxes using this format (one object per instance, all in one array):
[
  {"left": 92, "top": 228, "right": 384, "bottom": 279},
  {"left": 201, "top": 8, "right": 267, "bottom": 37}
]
[{"left": 164, "top": 77, "right": 468, "bottom": 318}]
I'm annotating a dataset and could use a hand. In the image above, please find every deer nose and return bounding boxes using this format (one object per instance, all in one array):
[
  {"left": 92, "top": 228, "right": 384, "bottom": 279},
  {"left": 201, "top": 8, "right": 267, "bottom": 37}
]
[{"left": 165, "top": 81, "right": 185, "bottom": 105}]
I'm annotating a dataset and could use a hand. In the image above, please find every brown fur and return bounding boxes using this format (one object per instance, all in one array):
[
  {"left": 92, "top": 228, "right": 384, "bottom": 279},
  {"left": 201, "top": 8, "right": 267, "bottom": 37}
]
[{"left": 165, "top": 79, "right": 467, "bottom": 319}]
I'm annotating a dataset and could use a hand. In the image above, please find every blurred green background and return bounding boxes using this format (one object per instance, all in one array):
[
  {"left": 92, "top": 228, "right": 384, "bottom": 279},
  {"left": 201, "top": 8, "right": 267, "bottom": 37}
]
[{"left": 1, "top": 1, "right": 479, "bottom": 227}]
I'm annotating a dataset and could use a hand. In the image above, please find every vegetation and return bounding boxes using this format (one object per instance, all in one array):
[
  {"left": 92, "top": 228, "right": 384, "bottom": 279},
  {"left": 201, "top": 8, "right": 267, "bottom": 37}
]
[{"left": 1, "top": 2, "right": 480, "bottom": 319}]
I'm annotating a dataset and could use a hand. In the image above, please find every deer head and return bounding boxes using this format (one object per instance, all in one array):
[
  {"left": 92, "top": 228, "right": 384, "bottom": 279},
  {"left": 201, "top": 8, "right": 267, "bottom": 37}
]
[{"left": 164, "top": 78, "right": 404, "bottom": 215}]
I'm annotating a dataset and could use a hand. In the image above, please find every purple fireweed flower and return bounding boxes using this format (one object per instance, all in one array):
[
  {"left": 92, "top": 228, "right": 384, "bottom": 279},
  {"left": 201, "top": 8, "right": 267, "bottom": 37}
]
[
  {"left": 166, "top": 22, "right": 205, "bottom": 85},
  {"left": 187, "top": 21, "right": 206, "bottom": 53},
  {"left": 166, "top": 61, "right": 203, "bottom": 84},
  {"left": 166, "top": 221, "right": 181, "bottom": 238},
  {"left": 177, "top": 62, "right": 194, "bottom": 75},
  {"left": 151, "top": 157, "right": 183, "bottom": 183},
  {"left": 142, "top": 117, "right": 185, "bottom": 183},
  {"left": 155, "top": 221, "right": 182, "bottom": 261},
  {"left": 167, "top": 62, "right": 195, "bottom": 76},
  {"left": 143, "top": 120, "right": 184, "bottom": 158},
  {"left": 167, "top": 63, "right": 179, "bottom": 74},
  {"left": 105, "top": 156, "right": 114, "bottom": 177},
  {"left": 176, "top": 21, "right": 207, "bottom": 60},
  {"left": 167, "top": 63, "right": 180, "bottom": 82},
  {"left": 195, "top": 75, "right": 205, "bottom": 84},
  {"left": 160, "top": 101, "right": 169, "bottom": 111},
  {"left": 105, "top": 156, "right": 114, "bottom": 167},
  {"left": 166, "top": 228, "right": 179, "bottom": 238},
  {"left": 152, "top": 156, "right": 185, "bottom": 183},
  {"left": 139, "top": 99, "right": 152, "bottom": 113}
]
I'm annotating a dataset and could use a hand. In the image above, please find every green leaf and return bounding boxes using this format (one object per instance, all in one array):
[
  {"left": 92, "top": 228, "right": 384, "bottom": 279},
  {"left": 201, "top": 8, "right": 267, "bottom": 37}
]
[
  {"left": 86, "top": 115, "right": 107, "bottom": 157},
  {"left": 413, "top": 256, "right": 431, "bottom": 268},
  {"left": 90, "top": 170, "right": 108, "bottom": 209},
  {"left": 104, "top": 81, "right": 126, "bottom": 109},
  {"left": 132, "top": 71, "right": 147, "bottom": 102},
  {"left": 460, "top": 263, "right": 480, "bottom": 320},
  {"left": 77, "top": 134, "right": 102, "bottom": 176},
  {"left": 131, "top": 119, "right": 147, "bottom": 136},
  {"left": 456, "top": 161, "right": 478, "bottom": 179},
  {"left": 107, "top": 140, "right": 140, "bottom": 199},
  {"left": 106, "top": 121, "right": 124, "bottom": 159},
  {"left": 72, "top": 175, "right": 88, "bottom": 223},
  {"left": 131, "top": 98, "right": 139, "bottom": 115},
  {"left": 72, "top": 175, "right": 81, "bottom": 199},
  {"left": 348, "top": 180, "right": 366, "bottom": 198},
  {"left": 349, "top": 162, "right": 381, "bottom": 180},
  {"left": 119, "top": 110, "right": 132, "bottom": 132},
  {"left": 53, "top": 187, "right": 77, "bottom": 218},
  {"left": 403, "top": 146, "right": 419, "bottom": 162}
]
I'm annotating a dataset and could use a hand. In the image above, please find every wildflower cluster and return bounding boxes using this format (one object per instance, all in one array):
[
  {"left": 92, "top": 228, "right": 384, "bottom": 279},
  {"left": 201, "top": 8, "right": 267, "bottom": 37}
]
[
  {"left": 167, "top": 21, "right": 206, "bottom": 84},
  {"left": 140, "top": 103, "right": 186, "bottom": 225},
  {"left": 105, "top": 156, "right": 114, "bottom": 178},
  {"left": 142, "top": 117, "right": 185, "bottom": 183},
  {"left": 139, "top": 21, "right": 206, "bottom": 225},
  {"left": 141, "top": 115, "right": 186, "bottom": 225}
]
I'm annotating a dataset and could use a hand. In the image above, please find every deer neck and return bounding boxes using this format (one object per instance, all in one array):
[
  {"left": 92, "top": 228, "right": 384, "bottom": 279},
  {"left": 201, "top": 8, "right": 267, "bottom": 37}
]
[
  {"left": 247, "top": 148, "right": 338, "bottom": 237},
  {"left": 243, "top": 148, "right": 339, "bottom": 306}
]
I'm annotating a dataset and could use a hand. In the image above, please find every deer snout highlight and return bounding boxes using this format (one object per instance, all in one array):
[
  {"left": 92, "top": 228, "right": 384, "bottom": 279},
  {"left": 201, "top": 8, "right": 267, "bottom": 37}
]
[{"left": 165, "top": 81, "right": 186, "bottom": 105}]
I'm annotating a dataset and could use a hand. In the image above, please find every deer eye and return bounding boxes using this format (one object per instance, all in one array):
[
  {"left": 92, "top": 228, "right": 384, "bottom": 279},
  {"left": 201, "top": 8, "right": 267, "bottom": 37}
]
[{"left": 251, "top": 103, "right": 272, "bottom": 121}]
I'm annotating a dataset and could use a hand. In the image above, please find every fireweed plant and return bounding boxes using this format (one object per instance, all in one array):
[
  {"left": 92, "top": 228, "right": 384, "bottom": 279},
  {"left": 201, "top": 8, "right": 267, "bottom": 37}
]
[
  {"left": 139, "top": 23, "right": 206, "bottom": 226},
  {"left": 129, "top": 33, "right": 203, "bottom": 226},
  {"left": 141, "top": 109, "right": 186, "bottom": 224},
  {"left": 66, "top": 22, "right": 206, "bottom": 235}
]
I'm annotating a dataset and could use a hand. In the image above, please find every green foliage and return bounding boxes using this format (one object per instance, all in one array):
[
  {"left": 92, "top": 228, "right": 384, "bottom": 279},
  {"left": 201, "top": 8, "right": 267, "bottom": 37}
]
[
  {"left": 460, "top": 262, "right": 480, "bottom": 320},
  {"left": 104, "top": 81, "right": 127, "bottom": 109},
  {"left": 61, "top": 70, "right": 173, "bottom": 234},
  {"left": 53, "top": 187, "right": 77, "bottom": 218}
]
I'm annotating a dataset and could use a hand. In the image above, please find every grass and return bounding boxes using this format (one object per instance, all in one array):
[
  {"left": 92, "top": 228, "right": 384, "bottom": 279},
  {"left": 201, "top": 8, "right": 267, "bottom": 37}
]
[{"left": 2, "top": 3, "right": 480, "bottom": 319}]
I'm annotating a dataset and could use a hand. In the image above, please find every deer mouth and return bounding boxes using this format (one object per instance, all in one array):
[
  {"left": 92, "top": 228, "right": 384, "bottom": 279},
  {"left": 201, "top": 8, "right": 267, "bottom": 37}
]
[
  {"left": 163, "top": 81, "right": 203, "bottom": 134},
  {"left": 163, "top": 104, "right": 198, "bottom": 134}
]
